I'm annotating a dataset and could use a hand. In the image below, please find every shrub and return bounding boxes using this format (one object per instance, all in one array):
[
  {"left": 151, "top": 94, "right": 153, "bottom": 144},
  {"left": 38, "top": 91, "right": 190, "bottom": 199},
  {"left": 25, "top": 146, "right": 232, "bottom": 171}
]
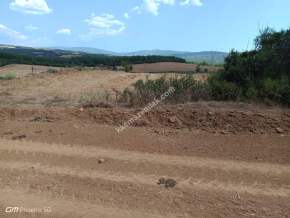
[
  {"left": 119, "top": 75, "right": 213, "bottom": 106},
  {"left": 47, "top": 68, "right": 58, "bottom": 74},
  {"left": 79, "top": 91, "right": 111, "bottom": 106},
  {"left": 196, "top": 65, "right": 201, "bottom": 73},
  {"left": 191, "top": 81, "right": 211, "bottom": 101},
  {"left": 280, "top": 87, "right": 290, "bottom": 105},
  {"left": 259, "top": 78, "right": 281, "bottom": 100},
  {"left": 124, "top": 65, "right": 133, "bottom": 72},
  {"left": 0, "top": 72, "right": 16, "bottom": 80},
  {"left": 208, "top": 75, "right": 240, "bottom": 101},
  {"left": 244, "top": 86, "right": 258, "bottom": 100}
]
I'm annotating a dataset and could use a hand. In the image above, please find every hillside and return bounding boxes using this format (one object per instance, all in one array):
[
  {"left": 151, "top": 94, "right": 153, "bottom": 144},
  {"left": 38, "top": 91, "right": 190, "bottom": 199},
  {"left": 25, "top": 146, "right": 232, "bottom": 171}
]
[
  {"left": 0, "top": 44, "right": 185, "bottom": 67},
  {"left": 52, "top": 47, "right": 228, "bottom": 64}
]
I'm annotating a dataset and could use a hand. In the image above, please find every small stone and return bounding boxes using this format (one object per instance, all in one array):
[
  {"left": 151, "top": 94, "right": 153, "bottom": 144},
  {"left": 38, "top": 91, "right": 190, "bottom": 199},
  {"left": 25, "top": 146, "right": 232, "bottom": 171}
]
[
  {"left": 165, "top": 179, "right": 177, "bottom": 188},
  {"left": 168, "top": 116, "right": 178, "bottom": 123},
  {"left": 220, "top": 130, "right": 227, "bottom": 135},
  {"left": 157, "top": 178, "right": 177, "bottom": 188},
  {"left": 12, "top": 134, "right": 27, "bottom": 140},
  {"left": 157, "top": 178, "right": 166, "bottom": 185},
  {"left": 80, "top": 107, "right": 84, "bottom": 112},
  {"left": 134, "top": 120, "right": 149, "bottom": 127},
  {"left": 168, "top": 116, "right": 182, "bottom": 126},
  {"left": 98, "top": 158, "right": 105, "bottom": 164},
  {"left": 275, "top": 127, "right": 284, "bottom": 134},
  {"left": 154, "top": 129, "right": 160, "bottom": 134}
]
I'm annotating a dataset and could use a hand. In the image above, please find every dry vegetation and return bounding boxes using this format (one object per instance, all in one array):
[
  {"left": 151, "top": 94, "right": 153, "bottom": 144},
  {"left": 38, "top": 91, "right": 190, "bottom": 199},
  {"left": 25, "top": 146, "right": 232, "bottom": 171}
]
[
  {"left": 0, "top": 65, "right": 207, "bottom": 106},
  {"left": 0, "top": 64, "right": 62, "bottom": 78}
]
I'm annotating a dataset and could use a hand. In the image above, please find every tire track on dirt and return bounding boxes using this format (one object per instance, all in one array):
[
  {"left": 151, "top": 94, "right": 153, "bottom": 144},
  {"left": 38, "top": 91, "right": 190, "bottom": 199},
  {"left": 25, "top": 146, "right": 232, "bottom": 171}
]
[
  {"left": 1, "top": 139, "right": 290, "bottom": 175},
  {"left": 1, "top": 139, "right": 290, "bottom": 217},
  {"left": 1, "top": 149, "right": 290, "bottom": 188},
  {"left": 0, "top": 160, "right": 290, "bottom": 197}
]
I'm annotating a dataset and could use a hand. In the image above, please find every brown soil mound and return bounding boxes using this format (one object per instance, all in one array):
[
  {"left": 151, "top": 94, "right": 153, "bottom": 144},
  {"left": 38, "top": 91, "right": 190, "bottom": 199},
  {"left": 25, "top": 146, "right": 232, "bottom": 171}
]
[{"left": 1, "top": 103, "right": 289, "bottom": 134}]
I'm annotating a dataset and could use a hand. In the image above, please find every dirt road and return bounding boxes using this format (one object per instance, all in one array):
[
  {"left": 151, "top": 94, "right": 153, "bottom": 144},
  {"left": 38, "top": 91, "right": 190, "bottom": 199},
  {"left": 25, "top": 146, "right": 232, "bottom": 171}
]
[
  {"left": 0, "top": 138, "right": 290, "bottom": 218},
  {"left": 0, "top": 103, "right": 290, "bottom": 217}
]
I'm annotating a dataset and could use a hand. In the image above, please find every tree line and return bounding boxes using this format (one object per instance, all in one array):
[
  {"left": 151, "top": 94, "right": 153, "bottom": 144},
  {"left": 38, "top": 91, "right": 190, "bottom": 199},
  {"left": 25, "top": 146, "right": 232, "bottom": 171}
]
[
  {"left": 209, "top": 27, "right": 290, "bottom": 105},
  {"left": 0, "top": 52, "right": 185, "bottom": 68}
]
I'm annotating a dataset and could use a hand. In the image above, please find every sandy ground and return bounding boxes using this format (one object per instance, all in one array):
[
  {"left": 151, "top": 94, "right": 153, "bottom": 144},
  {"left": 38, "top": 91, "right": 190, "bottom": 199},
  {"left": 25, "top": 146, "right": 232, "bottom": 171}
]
[{"left": 0, "top": 65, "right": 290, "bottom": 217}]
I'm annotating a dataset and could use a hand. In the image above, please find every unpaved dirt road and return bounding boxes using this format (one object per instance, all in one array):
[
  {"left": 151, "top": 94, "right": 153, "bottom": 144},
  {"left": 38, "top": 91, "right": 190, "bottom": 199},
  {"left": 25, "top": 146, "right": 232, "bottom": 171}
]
[
  {"left": 0, "top": 137, "right": 290, "bottom": 218},
  {"left": 0, "top": 103, "right": 290, "bottom": 217}
]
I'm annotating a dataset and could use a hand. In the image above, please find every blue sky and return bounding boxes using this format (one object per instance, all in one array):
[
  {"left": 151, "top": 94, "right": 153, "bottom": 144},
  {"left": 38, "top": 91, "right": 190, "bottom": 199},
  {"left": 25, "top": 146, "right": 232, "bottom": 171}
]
[{"left": 0, "top": 0, "right": 289, "bottom": 52}]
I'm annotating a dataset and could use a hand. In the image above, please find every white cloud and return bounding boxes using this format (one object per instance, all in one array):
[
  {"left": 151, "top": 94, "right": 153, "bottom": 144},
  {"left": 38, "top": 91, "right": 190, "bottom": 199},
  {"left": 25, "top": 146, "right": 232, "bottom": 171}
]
[
  {"left": 180, "top": 0, "right": 203, "bottom": 6},
  {"left": 84, "top": 14, "right": 126, "bottom": 37},
  {"left": 143, "top": 0, "right": 202, "bottom": 15},
  {"left": 144, "top": 0, "right": 159, "bottom": 15},
  {"left": 56, "top": 28, "right": 71, "bottom": 35},
  {"left": 131, "top": 6, "right": 142, "bottom": 14},
  {"left": 124, "top": 12, "right": 130, "bottom": 19},
  {"left": 0, "top": 24, "right": 27, "bottom": 40},
  {"left": 144, "top": 0, "right": 175, "bottom": 16},
  {"left": 9, "top": 0, "right": 52, "bottom": 15},
  {"left": 25, "top": 24, "right": 39, "bottom": 31}
]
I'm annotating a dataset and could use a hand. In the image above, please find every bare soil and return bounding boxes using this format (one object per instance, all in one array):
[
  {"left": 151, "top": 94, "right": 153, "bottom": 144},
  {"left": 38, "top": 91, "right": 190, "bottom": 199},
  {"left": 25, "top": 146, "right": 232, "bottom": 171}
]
[
  {"left": 132, "top": 62, "right": 221, "bottom": 73},
  {"left": 0, "top": 65, "right": 290, "bottom": 217}
]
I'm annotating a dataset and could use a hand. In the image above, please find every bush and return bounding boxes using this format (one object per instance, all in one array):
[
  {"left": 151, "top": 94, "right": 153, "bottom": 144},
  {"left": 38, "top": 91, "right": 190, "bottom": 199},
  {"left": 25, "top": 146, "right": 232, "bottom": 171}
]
[
  {"left": 209, "top": 75, "right": 240, "bottom": 101},
  {"left": 119, "top": 75, "right": 213, "bottom": 106},
  {"left": 214, "top": 27, "right": 290, "bottom": 106},
  {"left": 79, "top": 91, "right": 111, "bottom": 106},
  {"left": 196, "top": 65, "right": 201, "bottom": 73},
  {"left": 0, "top": 72, "right": 16, "bottom": 80},
  {"left": 259, "top": 79, "right": 281, "bottom": 100},
  {"left": 124, "top": 65, "right": 133, "bottom": 72},
  {"left": 47, "top": 68, "right": 58, "bottom": 74},
  {"left": 281, "top": 87, "right": 290, "bottom": 105},
  {"left": 191, "top": 81, "right": 211, "bottom": 101},
  {"left": 244, "top": 86, "right": 258, "bottom": 100}
]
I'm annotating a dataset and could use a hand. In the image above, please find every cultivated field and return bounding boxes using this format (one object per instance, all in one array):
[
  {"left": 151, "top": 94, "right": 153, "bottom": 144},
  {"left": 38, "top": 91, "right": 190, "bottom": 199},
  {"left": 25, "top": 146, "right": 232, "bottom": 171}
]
[
  {"left": 0, "top": 64, "right": 290, "bottom": 217},
  {"left": 132, "top": 62, "right": 221, "bottom": 73}
]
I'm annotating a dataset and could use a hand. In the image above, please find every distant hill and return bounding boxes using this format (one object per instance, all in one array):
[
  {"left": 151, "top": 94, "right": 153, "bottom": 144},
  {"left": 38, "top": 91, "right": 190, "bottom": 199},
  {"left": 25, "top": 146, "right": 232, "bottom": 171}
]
[
  {"left": 0, "top": 44, "right": 227, "bottom": 66},
  {"left": 50, "top": 47, "right": 117, "bottom": 56},
  {"left": 0, "top": 44, "right": 85, "bottom": 58},
  {"left": 122, "top": 50, "right": 228, "bottom": 64},
  {"left": 52, "top": 47, "right": 228, "bottom": 64},
  {"left": 0, "top": 44, "right": 185, "bottom": 67}
]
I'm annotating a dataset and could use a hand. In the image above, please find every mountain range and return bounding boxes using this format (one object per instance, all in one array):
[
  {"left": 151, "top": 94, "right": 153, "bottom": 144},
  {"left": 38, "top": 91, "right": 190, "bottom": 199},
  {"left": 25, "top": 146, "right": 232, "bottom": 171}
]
[
  {"left": 52, "top": 47, "right": 228, "bottom": 64},
  {"left": 0, "top": 44, "right": 228, "bottom": 64}
]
